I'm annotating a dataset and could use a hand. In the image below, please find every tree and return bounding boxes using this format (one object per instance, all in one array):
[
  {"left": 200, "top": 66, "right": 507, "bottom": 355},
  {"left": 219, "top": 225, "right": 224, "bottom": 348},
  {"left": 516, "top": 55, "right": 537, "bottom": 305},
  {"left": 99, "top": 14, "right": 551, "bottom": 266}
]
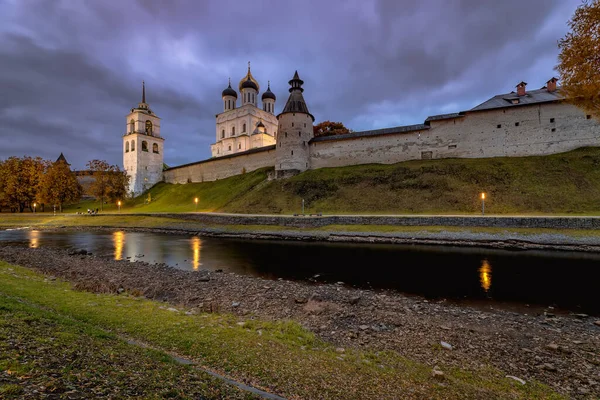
[
  {"left": 313, "top": 121, "right": 351, "bottom": 137},
  {"left": 0, "top": 156, "right": 47, "bottom": 212},
  {"left": 557, "top": 0, "right": 600, "bottom": 119},
  {"left": 87, "top": 160, "right": 130, "bottom": 210},
  {"left": 38, "top": 160, "right": 82, "bottom": 213}
]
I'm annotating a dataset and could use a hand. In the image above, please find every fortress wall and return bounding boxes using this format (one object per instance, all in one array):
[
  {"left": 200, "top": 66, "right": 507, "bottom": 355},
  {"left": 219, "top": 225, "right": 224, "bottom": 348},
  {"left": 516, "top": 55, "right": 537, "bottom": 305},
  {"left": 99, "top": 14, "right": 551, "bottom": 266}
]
[
  {"left": 163, "top": 147, "right": 275, "bottom": 184},
  {"left": 309, "top": 102, "right": 600, "bottom": 169}
]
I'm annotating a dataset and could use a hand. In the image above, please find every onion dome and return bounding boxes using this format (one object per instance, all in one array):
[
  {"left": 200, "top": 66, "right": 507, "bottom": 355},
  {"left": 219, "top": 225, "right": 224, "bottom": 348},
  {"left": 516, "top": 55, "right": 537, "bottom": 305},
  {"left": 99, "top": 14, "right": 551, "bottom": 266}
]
[
  {"left": 238, "top": 61, "right": 260, "bottom": 92},
  {"left": 222, "top": 78, "right": 237, "bottom": 98},
  {"left": 262, "top": 81, "right": 276, "bottom": 101}
]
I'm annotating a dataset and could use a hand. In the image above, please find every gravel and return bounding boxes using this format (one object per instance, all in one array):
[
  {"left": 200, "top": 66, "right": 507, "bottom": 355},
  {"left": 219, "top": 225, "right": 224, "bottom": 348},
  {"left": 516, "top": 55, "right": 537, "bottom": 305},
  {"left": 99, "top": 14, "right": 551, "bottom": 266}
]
[{"left": 1, "top": 244, "right": 599, "bottom": 398}]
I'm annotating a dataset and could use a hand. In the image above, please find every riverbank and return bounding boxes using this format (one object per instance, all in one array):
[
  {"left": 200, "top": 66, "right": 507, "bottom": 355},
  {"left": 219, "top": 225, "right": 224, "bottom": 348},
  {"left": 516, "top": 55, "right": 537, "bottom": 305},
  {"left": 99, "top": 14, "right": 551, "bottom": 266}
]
[
  {"left": 3, "top": 213, "right": 600, "bottom": 252},
  {"left": 0, "top": 246, "right": 598, "bottom": 398}
]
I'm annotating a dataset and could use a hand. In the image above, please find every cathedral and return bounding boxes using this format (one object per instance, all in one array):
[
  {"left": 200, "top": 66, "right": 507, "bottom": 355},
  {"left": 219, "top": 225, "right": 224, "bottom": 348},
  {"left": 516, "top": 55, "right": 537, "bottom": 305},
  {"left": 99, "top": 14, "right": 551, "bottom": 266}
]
[{"left": 210, "top": 63, "right": 279, "bottom": 157}]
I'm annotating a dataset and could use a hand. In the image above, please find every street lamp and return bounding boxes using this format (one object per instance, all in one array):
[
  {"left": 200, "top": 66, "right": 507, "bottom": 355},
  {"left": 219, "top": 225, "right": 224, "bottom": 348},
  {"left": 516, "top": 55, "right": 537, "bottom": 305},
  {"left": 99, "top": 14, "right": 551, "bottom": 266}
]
[
  {"left": 194, "top": 197, "right": 199, "bottom": 212},
  {"left": 33, "top": 203, "right": 37, "bottom": 214},
  {"left": 481, "top": 192, "right": 486, "bottom": 216},
  {"left": 117, "top": 200, "right": 121, "bottom": 213}
]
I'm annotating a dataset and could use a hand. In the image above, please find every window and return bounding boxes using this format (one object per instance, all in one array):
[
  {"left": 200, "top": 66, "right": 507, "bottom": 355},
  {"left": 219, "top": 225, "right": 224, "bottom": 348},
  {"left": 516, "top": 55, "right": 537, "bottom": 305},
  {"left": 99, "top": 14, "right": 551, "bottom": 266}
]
[
  {"left": 448, "top": 144, "right": 457, "bottom": 149},
  {"left": 243, "top": 123, "right": 246, "bottom": 132},
  {"left": 497, "top": 124, "right": 502, "bottom": 129},
  {"left": 125, "top": 142, "right": 129, "bottom": 152},
  {"left": 285, "top": 132, "right": 288, "bottom": 138},
  {"left": 587, "top": 115, "right": 592, "bottom": 120},
  {"left": 142, "top": 141, "right": 148, "bottom": 152},
  {"left": 238, "top": 144, "right": 241, "bottom": 149},
  {"left": 299, "top": 132, "right": 301, "bottom": 137},
  {"left": 421, "top": 151, "right": 433, "bottom": 160},
  {"left": 304, "top": 123, "right": 306, "bottom": 128},
  {"left": 145, "top": 120, "right": 153, "bottom": 135},
  {"left": 152, "top": 143, "right": 159, "bottom": 153},
  {"left": 232, "top": 126, "right": 235, "bottom": 135},
  {"left": 228, "top": 145, "right": 231, "bottom": 151},
  {"left": 550, "top": 118, "right": 555, "bottom": 123},
  {"left": 221, "top": 129, "right": 225, "bottom": 138},
  {"left": 303, "top": 141, "right": 306, "bottom": 146},
  {"left": 129, "top": 119, "right": 135, "bottom": 133},
  {"left": 291, "top": 150, "right": 294, "bottom": 156},
  {"left": 515, "top": 122, "right": 520, "bottom": 127},
  {"left": 131, "top": 140, "right": 135, "bottom": 151},
  {"left": 551, "top": 128, "right": 556, "bottom": 132}
]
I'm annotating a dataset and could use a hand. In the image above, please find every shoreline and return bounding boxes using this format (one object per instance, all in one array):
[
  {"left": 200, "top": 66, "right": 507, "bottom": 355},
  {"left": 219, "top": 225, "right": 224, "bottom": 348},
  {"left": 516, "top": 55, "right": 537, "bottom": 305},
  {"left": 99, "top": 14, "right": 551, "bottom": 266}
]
[{"left": 0, "top": 245, "right": 598, "bottom": 398}]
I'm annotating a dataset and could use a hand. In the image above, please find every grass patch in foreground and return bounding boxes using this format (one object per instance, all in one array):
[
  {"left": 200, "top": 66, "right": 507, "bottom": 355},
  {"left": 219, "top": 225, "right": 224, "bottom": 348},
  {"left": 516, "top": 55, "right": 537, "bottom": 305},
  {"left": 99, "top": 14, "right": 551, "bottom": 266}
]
[{"left": 0, "top": 262, "right": 563, "bottom": 399}]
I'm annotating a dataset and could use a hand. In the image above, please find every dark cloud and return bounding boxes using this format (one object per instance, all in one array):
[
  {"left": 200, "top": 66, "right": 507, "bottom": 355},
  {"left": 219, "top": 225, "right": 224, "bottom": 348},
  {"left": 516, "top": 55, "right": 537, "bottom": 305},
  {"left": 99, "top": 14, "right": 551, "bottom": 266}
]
[{"left": 0, "top": 0, "right": 580, "bottom": 169}]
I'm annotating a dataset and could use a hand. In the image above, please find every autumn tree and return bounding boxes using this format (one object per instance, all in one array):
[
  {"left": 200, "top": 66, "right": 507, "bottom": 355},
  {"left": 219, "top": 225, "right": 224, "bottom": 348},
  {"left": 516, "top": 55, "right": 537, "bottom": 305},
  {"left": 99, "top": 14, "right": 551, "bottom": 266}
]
[
  {"left": 557, "top": 0, "right": 600, "bottom": 119},
  {"left": 313, "top": 121, "right": 351, "bottom": 137},
  {"left": 0, "top": 156, "right": 48, "bottom": 212},
  {"left": 87, "top": 160, "right": 130, "bottom": 210},
  {"left": 38, "top": 159, "right": 82, "bottom": 213}
]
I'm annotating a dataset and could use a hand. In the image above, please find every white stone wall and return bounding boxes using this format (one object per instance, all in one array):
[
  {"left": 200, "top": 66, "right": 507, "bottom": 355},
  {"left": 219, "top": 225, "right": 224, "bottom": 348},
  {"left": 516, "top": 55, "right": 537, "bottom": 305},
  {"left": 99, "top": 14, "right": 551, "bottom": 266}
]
[
  {"left": 212, "top": 105, "right": 278, "bottom": 157},
  {"left": 310, "top": 103, "right": 600, "bottom": 169},
  {"left": 275, "top": 113, "right": 313, "bottom": 172},
  {"left": 164, "top": 147, "right": 275, "bottom": 184},
  {"left": 123, "top": 133, "right": 165, "bottom": 196}
]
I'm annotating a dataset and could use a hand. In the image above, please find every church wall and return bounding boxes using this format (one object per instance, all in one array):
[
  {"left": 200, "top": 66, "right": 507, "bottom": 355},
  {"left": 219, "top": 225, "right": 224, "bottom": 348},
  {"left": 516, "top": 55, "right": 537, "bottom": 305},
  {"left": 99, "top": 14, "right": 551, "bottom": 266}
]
[
  {"left": 163, "top": 146, "right": 275, "bottom": 184},
  {"left": 309, "top": 102, "right": 600, "bottom": 169}
]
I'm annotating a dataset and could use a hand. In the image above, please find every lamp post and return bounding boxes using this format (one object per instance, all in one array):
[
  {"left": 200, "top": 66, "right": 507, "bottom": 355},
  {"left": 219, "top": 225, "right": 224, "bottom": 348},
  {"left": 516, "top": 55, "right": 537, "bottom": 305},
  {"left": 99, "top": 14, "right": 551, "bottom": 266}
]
[
  {"left": 53, "top": 204, "right": 56, "bottom": 216},
  {"left": 302, "top": 199, "right": 305, "bottom": 215},
  {"left": 117, "top": 200, "right": 121, "bottom": 213},
  {"left": 481, "top": 192, "right": 486, "bottom": 216},
  {"left": 33, "top": 203, "right": 36, "bottom": 214},
  {"left": 194, "top": 197, "right": 199, "bottom": 212}
]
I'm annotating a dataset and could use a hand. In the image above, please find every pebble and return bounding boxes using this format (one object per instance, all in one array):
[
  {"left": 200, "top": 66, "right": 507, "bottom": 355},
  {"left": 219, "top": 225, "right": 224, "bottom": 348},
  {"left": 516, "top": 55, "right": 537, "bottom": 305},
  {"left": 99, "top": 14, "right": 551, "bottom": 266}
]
[
  {"left": 574, "top": 313, "right": 589, "bottom": 319},
  {"left": 546, "top": 343, "right": 559, "bottom": 351},
  {"left": 359, "top": 325, "right": 369, "bottom": 331},
  {"left": 167, "top": 307, "right": 179, "bottom": 313},
  {"left": 432, "top": 366, "right": 444, "bottom": 379},
  {"left": 541, "top": 363, "right": 557, "bottom": 372},
  {"left": 232, "top": 302, "right": 240, "bottom": 308},
  {"left": 440, "top": 341, "right": 453, "bottom": 350},
  {"left": 594, "top": 320, "right": 600, "bottom": 327}
]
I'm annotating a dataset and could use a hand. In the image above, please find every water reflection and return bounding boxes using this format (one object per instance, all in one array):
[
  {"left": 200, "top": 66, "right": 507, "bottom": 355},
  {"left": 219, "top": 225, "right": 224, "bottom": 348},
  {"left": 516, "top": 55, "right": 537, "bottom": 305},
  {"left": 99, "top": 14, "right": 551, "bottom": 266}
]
[
  {"left": 113, "top": 231, "right": 124, "bottom": 260},
  {"left": 191, "top": 236, "right": 202, "bottom": 270},
  {"left": 29, "top": 230, "right": 40, "bottom": 248},
  {"left": 479, "top": 259, "right": 492, "bottom": 292}
]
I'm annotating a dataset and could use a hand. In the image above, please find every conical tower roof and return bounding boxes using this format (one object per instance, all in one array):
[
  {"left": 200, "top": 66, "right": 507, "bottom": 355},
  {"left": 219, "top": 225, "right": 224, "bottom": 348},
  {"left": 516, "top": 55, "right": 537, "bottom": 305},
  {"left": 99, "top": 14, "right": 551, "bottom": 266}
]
[{"left": 279, "top": 71, "right": 314, "bottom": 120}]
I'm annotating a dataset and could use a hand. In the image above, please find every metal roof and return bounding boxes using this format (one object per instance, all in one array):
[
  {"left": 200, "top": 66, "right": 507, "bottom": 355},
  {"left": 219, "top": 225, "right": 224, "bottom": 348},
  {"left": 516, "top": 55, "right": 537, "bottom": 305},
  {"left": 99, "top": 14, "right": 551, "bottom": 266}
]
[
  {"left": 424, "top": 112, "right": 464, "bottom": 122},
  {"left": 310, "top": 124, "right": 429, "bottom": 143},
  {"left": 469, "top": 88, "right": 563, "bottom": 112}
]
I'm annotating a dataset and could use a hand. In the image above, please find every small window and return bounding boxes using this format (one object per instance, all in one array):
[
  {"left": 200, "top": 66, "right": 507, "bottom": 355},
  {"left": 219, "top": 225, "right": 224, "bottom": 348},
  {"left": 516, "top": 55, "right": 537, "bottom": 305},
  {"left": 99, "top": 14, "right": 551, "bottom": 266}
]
[
  {"left": 421, "top": 151, "right": 433, "bottom": 160},
  {"left": 285, "top": 132, "right": 288, "bottom": 138},
  {"left": 497, "top": 124, "right": 501, "bottom": 129},
  {"left": 228, "top": 145, "right": 231, "bottom": 151},
  {"left": 299, "top": 132, "right": 301, "bottom": 137},
  {"left": 238, "top": 144, "right": 241, "bottom": 149},
  {"left": 129, "top": 119, "right": 135, "bottom": 133},
  {"left": 515, "top": 122, "right": 520, "bottom": 127},
  {"left": 587, "top": 115, "right": 592, "bottom": 120},
  {"left": 303, "top": 141, "right": 306, "bottom": 146},
  {"left": 125, "top": 142, "right": 129, "bottom": 152},
  {"left": 232, "top": 126, "right": 235, "bottom": 135},
  {"left": 142, "top": 141, "right": 148, "bottom": 152},
  {"left": 243, "top": 123, "right": 246, "bottom": 132},
  {"left": 131, "top": 141, "right": 135, "bottom": 151},
  {"left": 221, "top": 129, "right": 225, "bottom": 138},
  {"left": 550, "top": 118, "right": 555, "bottom": 123},
  {"left": 292, "top": 123, "right": 294, "bottom": 127},
  {"left": 448, "top": 144, "right": 457, "bottom": 149},
  {"left": 145, "top": 120, "right": 153, "bottom": 135},
  {"left": 291, "top": 150, "right": 294, "bottom": 156},
  {"left": 551, "top": 128, "right": 556, "bottom": 132},
  {"left": 304, "top": 123, "right": 306, "bottom": 128},
  {"left": 152, "top": 143, "right": 159, "bottom": 153}
]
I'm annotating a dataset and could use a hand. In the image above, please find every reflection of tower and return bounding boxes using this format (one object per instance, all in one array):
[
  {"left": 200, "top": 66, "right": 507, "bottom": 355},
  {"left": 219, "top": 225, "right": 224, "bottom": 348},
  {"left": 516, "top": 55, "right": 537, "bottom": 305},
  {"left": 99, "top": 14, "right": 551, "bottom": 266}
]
[
  {"left": 113, "top": 231, "right": 125, "bottom": 260},
  {"left": 191, "top": 237, "right": 202, "bottom": 270},
  {"left": 479, "top": 259, "right": 492, "bottom": 292}
]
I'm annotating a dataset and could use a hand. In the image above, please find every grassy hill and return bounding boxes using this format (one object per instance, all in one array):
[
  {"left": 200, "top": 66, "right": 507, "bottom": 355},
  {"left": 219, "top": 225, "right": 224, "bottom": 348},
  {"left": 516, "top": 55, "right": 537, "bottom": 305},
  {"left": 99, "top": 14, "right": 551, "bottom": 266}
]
[{"left": 70, "top": 147, "right": 600, "bottom": 215}]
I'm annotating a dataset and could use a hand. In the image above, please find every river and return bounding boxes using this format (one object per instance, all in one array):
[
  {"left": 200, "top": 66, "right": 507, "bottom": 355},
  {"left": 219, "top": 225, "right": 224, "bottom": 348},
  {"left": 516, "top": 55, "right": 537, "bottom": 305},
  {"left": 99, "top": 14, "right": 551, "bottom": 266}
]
[{"left": 1, "top": 228, "right": 599, "bottom": 315}]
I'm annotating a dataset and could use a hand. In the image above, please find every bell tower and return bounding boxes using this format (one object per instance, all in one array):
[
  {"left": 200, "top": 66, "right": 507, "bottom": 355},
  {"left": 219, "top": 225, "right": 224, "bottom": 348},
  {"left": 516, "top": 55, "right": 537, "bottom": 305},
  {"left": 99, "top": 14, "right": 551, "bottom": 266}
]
[{"left": 123, "top": 81, "right": 165, "bottom": 197}]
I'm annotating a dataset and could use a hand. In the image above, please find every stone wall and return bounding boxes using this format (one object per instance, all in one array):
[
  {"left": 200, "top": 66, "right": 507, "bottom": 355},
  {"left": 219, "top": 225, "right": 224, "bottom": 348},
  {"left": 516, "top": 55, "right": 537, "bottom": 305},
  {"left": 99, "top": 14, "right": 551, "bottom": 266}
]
[
  {"left": 310, "top": 103, "right": 599, "bottom": 169},
  {"left": 163, "top": 146, "right": 276, "bottom": 184}
]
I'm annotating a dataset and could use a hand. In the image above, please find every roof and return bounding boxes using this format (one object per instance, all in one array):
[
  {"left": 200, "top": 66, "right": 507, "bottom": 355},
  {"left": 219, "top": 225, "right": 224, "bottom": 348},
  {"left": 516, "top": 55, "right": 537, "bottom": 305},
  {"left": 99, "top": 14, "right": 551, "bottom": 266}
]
[
  {"left": 470, "top": 88, "right": 564, "bottom": 112},
  {"left": 310, "top": 124, "right": 429, "bottom": 143},
  {"left": 424, "top": 112, "right": 464, "bottom": 123},
  {"left": 55, "top": 153, "right": 70, "bottom": 165},
  {"left": 166, "top": 145, "right": 276, "bottom": 171}
]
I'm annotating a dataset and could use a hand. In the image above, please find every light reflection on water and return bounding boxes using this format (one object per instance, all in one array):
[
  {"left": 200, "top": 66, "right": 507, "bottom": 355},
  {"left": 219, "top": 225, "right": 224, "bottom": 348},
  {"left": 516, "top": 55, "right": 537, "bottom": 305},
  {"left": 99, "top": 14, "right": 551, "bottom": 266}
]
[
  {"left": 3, "top": 228, "right": 600, "bottom": 314},
  {"left": 479, "top": 259, "right": 492, "bottom": 292}
]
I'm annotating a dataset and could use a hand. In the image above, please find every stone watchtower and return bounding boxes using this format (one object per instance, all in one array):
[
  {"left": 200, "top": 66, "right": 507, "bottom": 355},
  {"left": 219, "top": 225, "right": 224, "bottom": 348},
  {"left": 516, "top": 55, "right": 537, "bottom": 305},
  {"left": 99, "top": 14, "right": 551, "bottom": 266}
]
[
  {"left": 275, "top": 71, "right": 314, "bottom": 178},
  {"left": 123, "top": 82, "right": 165, "bottom": 197}
]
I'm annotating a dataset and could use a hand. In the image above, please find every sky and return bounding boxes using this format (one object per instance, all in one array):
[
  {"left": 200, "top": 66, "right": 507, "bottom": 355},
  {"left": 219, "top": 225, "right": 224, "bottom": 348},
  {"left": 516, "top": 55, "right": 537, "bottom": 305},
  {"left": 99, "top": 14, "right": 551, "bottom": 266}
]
[{"left": 0, "top": 0, "right": 582, "bottom": 170}]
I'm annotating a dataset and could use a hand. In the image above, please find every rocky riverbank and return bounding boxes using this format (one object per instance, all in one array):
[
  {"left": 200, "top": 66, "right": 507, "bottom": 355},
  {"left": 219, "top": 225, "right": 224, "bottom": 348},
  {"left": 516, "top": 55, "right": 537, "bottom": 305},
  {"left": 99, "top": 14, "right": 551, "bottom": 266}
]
[{"left": 0, "top": 245, "right": 598, "bottom": 398}]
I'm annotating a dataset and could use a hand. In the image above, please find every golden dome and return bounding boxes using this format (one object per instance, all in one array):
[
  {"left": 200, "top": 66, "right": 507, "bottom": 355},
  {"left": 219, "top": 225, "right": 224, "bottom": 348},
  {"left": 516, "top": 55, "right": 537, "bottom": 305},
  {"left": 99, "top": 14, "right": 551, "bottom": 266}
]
[{"left": 238, "top": 62, "right": 260, "bottom": 92}]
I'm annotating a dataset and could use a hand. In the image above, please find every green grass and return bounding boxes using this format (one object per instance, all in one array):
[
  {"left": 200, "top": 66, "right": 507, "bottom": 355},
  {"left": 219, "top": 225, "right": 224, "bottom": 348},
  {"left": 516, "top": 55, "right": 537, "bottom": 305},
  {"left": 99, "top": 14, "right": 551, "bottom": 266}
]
[
  {"left": 0, "top": 261, "right": 563, "bottom": 399},
  {"left": 17, "top": 147, "right": 600, "bottom": 215}
]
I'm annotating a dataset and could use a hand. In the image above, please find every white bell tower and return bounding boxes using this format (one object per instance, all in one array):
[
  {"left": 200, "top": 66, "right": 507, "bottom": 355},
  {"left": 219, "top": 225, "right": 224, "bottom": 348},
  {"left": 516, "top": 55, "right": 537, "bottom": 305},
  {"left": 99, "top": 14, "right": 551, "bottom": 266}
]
[{"left": 123, "top": 81, "right": 165, "bottom": 197}]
